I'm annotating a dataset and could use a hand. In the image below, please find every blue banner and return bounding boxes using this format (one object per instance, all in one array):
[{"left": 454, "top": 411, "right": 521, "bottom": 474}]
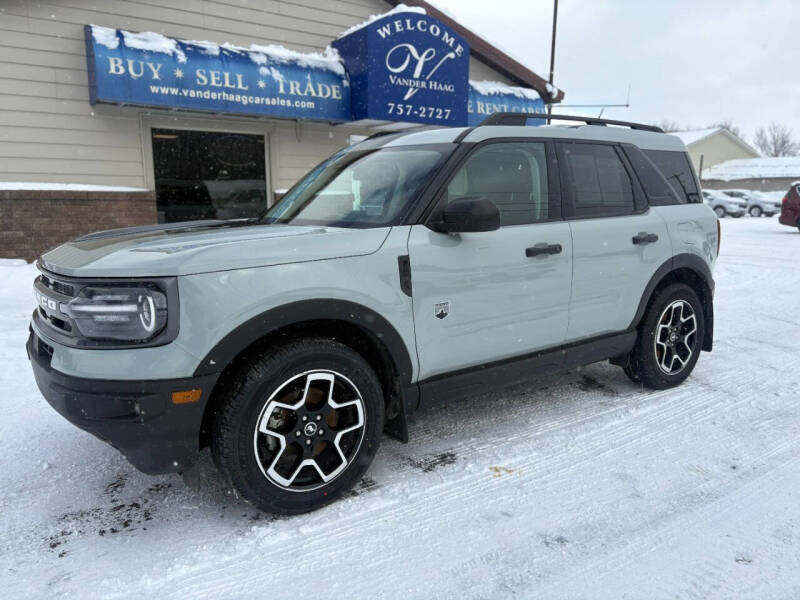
[
  {"left": 467, "top": 84, "right": 546, "bottom": 126},
  {"left": 84, "top": 25, "right": 351, "bottom": 121},
  {"left": 332, "top": 12, "right": 470, "bottom": 126}
]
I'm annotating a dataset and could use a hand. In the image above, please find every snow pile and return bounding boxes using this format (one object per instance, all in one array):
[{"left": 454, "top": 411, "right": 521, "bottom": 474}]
[
  {"left": 470, "top": 80, "right": 542, "bottom": 101},
  {"left": 182, "top": 39, "right": 222, "bottom": 56},
  {"left": 121, "top": 29, "right": 187, "bottom": 64},
  {"left": 0, "top": 182, "right": 148, "bottom": 192},
  {"left": 337, "top": 3, "right": 426, "bottom": 38},
  {"left": 90, "top": 25, "right": 345, "bottom": 76},
  {"left": 247, "top": 44, "right": 345, "bottom": 76},
  {"left": 702, "top": 156, "right": 800, "bottom": 181},
  {"left": 90, "top": 25, "right": 119, "bottom": 50},
  {"left": 545, "top": 82, "right": 560, "bottom": 99},
  {"left": 671, "top": 127, "right": 720, "bottom": 146}
]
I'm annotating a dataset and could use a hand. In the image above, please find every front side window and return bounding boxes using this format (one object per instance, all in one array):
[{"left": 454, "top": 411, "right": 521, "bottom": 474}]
[
  {"left": 643, "top": 150, "right": 700, "bottom": 204},
  {"left": 563, "top": 143, "right": 635, "bottom": 217},
  {"left": 446, "top": 142, "right": 552, "bottom": 226},
  {"left": 264, "top": 145, "right": 451, "bottom": 228}
]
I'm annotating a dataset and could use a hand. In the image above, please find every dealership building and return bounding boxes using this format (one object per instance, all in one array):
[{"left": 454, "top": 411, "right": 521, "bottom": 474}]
[{"left": 0, "top": 0, "right": 562, "bottom": 260}]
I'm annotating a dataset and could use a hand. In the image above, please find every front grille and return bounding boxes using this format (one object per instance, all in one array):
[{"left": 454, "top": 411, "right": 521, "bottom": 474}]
[
  {"left": 35, "top": 273, "right": 79, "bottom": 340},
  {"left": 40, "top": 274, "right": 75, "bottom": 297}
]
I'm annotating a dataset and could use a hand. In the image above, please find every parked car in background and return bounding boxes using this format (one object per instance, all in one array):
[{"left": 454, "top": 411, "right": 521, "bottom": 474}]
[
  {"left": 779, "top": 182, "right": 800, "bottom": 232},
  {"left": 703, "top": 189, "right": 745, "bottom": 218},
  {"left": 720, "top": 189, "right": 781, "bottom": 217}
]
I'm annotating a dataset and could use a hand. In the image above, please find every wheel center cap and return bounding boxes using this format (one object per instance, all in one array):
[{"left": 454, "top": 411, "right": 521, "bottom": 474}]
[
  {"left": 670, "top": 332, "right": 678, "bottom": 342},
  {"left": 303, "top": 422, "right": 318, "bottom": 437}
]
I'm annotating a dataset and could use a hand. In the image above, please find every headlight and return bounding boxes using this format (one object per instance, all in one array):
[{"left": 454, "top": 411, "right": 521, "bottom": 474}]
[{"left": 63, "top": 285, "right": 168, "bottom": 342}]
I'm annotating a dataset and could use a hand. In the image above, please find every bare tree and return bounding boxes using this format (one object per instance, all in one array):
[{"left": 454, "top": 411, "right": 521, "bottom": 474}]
[
  {"left": 653, "top": 119, "right": 684, "bottom": 133},
  {"left": 711, "top": 119, "right": 743, "bottom": 139},
  {"left": 753, "top": 123, "right": 799, "bottom": 157}
]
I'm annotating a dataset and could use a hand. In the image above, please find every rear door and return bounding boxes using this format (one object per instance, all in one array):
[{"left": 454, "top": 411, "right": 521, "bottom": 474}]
[
  {"left": 558, "top": 141, "right": 672, "bottom": 341},
  {"left": 408, "top": 140, "right": 572, "bottom": 381}
]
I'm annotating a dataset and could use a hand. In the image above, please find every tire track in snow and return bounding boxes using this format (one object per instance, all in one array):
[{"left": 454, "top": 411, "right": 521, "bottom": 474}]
[{"left": 158, "top": 357, "right": 797, "bottom": 600}]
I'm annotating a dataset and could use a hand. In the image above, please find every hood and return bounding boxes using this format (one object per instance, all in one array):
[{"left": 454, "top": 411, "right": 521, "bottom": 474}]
[{"left": 39, "top": 220, "right": 392, "bottom": 277}]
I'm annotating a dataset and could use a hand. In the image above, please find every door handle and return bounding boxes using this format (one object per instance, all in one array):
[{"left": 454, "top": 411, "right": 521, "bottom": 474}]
[
  {"left": 632, "top": 232, "right": 659, "bottom": 245},
  {"left": 526, "top": 243, "right": 563, "bottom": 258}
]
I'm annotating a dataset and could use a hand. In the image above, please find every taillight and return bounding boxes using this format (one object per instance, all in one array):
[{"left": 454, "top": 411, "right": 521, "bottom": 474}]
[
  {"left": 783, "top": 195, "right": 789, "bottom": 206},
  {"left": 717, "top": 219, "right": 721, "bottom": 257}
]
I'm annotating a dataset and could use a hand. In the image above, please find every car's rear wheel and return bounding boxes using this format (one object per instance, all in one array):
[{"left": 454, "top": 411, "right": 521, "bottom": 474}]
[
  {"left": 713, "top": 206, "right": 726, "bottom": 218},
  {"left": 623, "top": 283, "right": 704, "bottom": 390},
  {"left": 211, "top": 338, "right": 384, "bottom": 514},
  {"left": 749, "top": 206, "right": 762, "bottom": 217}
]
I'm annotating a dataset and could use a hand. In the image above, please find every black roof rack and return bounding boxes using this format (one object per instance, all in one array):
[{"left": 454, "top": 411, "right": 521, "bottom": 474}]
[{"left": 479, "top": 112, "right": 664, "bottom": 133}]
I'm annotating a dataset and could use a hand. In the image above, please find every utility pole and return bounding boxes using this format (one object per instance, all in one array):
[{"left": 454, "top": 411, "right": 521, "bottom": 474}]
[{"left": 547, "top": 0, "right": 559, "bottom": 118}]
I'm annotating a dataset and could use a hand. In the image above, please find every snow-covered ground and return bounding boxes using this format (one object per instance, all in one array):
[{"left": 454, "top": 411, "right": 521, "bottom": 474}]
[{"left": 2, "top": 218, "right": 799, "bottom": 599}]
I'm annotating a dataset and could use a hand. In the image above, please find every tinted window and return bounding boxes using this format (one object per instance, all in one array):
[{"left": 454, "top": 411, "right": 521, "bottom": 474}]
[
  {"left": 447, "top": 142, "right": 552, "bottom": 226},
  {"left": 643, "top": 150, "right": 700, "bottom": 204},
  {"left": 264, "top": 145, "right": 451, "bottom": 228},
  {"left": 563, "top": 143, "right": 634, "bottom": 217},
  {"left": 623, "top": 145, "right": 681, "bottom": 206}
]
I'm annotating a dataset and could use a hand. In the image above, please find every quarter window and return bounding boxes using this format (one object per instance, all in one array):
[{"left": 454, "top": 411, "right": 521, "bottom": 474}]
[
  {"left": 563, "top": 143, "right": 635, "bottom": 217},
  {"left": 623, "top": 145, "right": 681, "bottom": 206},
  {"left": 446, "top": 142, "right": 552, "bottom": 226},
  {"left": 643, "top": 150, "right": 700, "bottom": 204}
]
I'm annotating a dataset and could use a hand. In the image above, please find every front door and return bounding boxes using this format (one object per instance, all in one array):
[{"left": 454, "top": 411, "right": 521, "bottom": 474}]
[{"left": 408, "top": 141, "right": 573, "bottom": 381}]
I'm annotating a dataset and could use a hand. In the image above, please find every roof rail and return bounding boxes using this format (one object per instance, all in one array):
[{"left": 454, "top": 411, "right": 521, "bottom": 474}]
[{"left": 479, "top": 112, "right": 664, "bottom": 133}]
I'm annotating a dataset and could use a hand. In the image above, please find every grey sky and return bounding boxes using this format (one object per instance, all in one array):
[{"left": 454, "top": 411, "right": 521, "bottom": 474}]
[{"left": 432, "top": 0, "right": 799, "bottom": 143}]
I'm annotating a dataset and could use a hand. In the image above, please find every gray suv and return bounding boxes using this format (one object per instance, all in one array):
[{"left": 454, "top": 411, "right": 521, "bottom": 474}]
[{"left": 28, "top": 114, "right": 718, "bottom": 514}]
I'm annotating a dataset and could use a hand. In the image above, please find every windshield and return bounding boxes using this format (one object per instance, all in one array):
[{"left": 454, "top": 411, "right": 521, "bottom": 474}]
[{"left": 262, "top": 144, "right": 451, "bottom": 228}]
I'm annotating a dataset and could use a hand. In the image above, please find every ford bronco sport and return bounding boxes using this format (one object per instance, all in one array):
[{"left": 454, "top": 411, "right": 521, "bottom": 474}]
[{"left": 28, "top": 113, "right": 718, "bottom": 514}]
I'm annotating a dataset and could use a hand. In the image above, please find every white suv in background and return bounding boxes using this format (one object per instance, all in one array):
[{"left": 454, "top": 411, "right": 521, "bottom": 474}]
[
  {"left": 720, "top": 189, "right": 781, "bottom": 217},
  {"left": 703, "top": 189, "right": 745, "bottom": 218}
]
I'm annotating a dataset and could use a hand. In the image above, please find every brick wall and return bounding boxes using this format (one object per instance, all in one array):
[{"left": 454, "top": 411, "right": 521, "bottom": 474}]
[{"left": 0, "top": 190, "right": 157, "bottom": 261}]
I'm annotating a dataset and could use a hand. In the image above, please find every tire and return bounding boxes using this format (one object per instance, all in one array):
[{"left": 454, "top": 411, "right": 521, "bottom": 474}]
[
  {"left": 713, "top": 206, "right": 726, "bottom": 218},
  {"left": 749, "top": 206, "right": 762, "bottom": 217},
  {"left": 211, "top": 338, "right": 384, "bottom": 514},
  {"left": 624, "top": 283, "right": 705, "bottom": 390}
]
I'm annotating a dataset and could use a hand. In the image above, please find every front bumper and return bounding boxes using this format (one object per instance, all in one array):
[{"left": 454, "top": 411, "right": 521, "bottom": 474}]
[{"left": 27, "top": 330, "right": 219, "bottom": 474}]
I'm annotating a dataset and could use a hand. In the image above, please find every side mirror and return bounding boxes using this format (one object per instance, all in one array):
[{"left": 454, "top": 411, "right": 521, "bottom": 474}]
[{"left": 432, "top": 196, "right": 500, "bottom": 233}]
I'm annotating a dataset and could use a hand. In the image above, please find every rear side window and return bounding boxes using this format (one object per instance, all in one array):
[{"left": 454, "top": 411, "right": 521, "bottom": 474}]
[
  {"left": 446, "top": 141, "right": 553, "bottom": 226},
  {"left": 562, "top": 143, "right": 635, "bottom": 218},
  {"left": 643, "top": 150, "right": 700, "bottom": 204},
  {"left": 622, "top": 145, "right": 681, "bottom": 206}
]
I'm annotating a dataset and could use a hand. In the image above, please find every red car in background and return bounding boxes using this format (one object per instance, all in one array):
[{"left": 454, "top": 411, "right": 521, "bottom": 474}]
[{"left": 779, "top": 182, "right": 800, "bottom": 232}]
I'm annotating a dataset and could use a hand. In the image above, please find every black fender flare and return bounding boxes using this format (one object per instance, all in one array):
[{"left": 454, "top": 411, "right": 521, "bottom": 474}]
[
  {"left": 629, "top": 253, "right": 715, "bottom": 351},
  {"left": 193, "top": 299, "right": 415, "bottom": 384}
]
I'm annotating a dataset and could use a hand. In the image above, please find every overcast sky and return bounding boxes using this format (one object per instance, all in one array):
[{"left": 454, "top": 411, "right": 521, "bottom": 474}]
[{"left": 431, "top": 0, "right": 799, "bottom": 143}]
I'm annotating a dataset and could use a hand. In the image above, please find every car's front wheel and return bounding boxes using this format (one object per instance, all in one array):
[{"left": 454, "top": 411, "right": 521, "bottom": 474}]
[
  {"left": 749, "top": 206, "right": 763, "bottom": 217},
  {"left": 623, "top": 283, "right": 705, "bottom": 390},
  {"left": 211, "top": 338, "right": 384, "bottom": 514},
  {"left": 713, "top": 206, "right": 726, "bottom": 218}
]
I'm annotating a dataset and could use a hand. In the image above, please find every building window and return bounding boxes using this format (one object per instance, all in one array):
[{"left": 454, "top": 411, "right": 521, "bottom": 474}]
[{"left": 151, "top": 128, "right": 267, "bottom": 223}]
